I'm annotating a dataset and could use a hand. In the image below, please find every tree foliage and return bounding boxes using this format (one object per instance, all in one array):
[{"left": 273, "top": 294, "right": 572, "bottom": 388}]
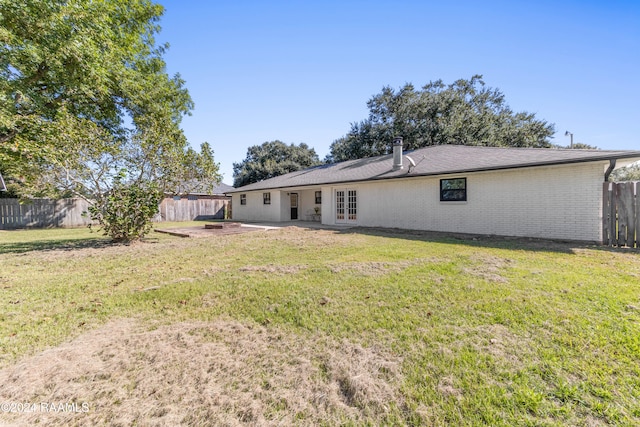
[
  {"left": 233, "top": 141, "right": 321, "bottom": 187},
  {"left": 610, "top": 162, "right": 640, "bottom": 182},
  {"left": 87, "top": 176, "right": 162, "bottom": 242},
  {"left": 0, "top": 0, "right": 220, "bottom": 240},
  {"left": 327, "top": 75, "right": 556, "bottom": 162},
  {"left": 0, "top": 0, "right": 186, "bottom": 156},
  {"left": 562, "top": 142, "right": 598, "bottom": 150}
]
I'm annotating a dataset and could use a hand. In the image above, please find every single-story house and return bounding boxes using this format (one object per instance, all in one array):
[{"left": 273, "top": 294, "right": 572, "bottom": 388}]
[{"left": 226, "top": 140, "right": 640, "bottom": 242}]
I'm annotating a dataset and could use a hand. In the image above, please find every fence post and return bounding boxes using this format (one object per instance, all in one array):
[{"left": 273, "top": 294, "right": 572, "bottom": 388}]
[
  {"left": 602, "top": 182, "right": 613, "bottom": 246},
  {"left": 635, "top": 182, "right": 639, "bottom": 249}
]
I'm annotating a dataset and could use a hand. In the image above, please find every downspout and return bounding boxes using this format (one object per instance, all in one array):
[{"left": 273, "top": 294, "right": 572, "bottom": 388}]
[{"left": 604, "top": 159, "right": 616, "bottom": 182}]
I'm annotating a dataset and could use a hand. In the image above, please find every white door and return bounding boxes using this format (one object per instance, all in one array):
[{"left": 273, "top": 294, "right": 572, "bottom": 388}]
[
  {"left": 336, "top": 189, "right": 356, "bottom": 224},
  {"left": 347, "top": 189, "right": 357, "bottom": 223}
]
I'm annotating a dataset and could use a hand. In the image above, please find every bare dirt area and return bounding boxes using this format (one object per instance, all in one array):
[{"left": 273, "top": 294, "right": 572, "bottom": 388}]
[
  {"left": 0, "top": 319, "right": 403, "bottom": 426},
  {"left": 153, "top": 224, "right": 264, "bottom": 238}
]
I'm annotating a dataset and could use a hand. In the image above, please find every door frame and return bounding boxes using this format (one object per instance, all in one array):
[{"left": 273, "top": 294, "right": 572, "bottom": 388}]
[
  {"left": 335, "top": 188, "right": 357, "bottom": 224},
  {"left": 290, "top": 192, "right": 299, "bottom": 220}
]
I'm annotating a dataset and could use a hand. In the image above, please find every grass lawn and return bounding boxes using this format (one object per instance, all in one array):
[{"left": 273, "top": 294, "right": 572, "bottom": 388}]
[{"left": 0, "top": 223, "right": 639, "bottom": 426}]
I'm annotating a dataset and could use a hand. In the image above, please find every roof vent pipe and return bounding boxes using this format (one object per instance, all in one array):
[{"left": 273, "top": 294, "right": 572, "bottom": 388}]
[{"left": 392, "top": 136, "right": 403, "bottom": 170}]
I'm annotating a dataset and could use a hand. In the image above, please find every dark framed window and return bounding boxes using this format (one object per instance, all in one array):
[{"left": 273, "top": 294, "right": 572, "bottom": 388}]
[
  {"left": 188, "top": 195, "right": 198, "bottom": 201},
  {"left": 240, "top": 194, "right": 246, "bottom": 205},
  {"left": 263, "top": 192, "right": 271, "bottom": 204},
  {"left": 440, "top": 178, "right": 467, "bottom": 202},
  {"left": 315, "top": 191, "right": 322, "bottom": 204}
]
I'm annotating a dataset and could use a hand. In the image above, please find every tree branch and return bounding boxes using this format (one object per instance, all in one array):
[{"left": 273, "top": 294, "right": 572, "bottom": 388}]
[{"left": 0, "top": 130, "right": 18, "bottom": 144}]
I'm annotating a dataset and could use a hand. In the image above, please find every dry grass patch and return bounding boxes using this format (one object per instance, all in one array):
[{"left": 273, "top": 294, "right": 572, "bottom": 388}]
[
  {"left": 437, "top": 376, "right": 462, "bottom": 399},
  {"left": 463, "top": 254, "right": 513, "bottom": 283},
  {"left": 0, "top": 318, "right": 403, "bottom": 426},
  {"left": 239, "top": 264, "right": 308, "bottom": 275},
  {"left": 329, "top": 258, "right": 440, "bottom": 277},
  {"left": 262, "top": 226, "right": 359, "bottom": 248}
]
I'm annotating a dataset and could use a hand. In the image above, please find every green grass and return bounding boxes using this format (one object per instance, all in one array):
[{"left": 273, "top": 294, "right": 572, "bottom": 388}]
[{"left": 1, "top": 224, "right": 639, "bottom": 425}]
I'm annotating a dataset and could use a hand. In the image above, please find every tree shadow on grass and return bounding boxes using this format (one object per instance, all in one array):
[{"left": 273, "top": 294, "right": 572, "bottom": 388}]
[
  {"left": 336, "top": 226, "right": 596, "bottom": 255},
  {"left": 0, "top": 235, "right": 161, "bottom": 255},
  {"left": 0, "top": 237, "right": 113, "bottom": 255}
]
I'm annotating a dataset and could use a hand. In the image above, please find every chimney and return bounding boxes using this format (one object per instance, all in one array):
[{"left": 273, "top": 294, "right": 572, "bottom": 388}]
[{"left": 392, "top": 136, "right": 403, "bottom": 170}]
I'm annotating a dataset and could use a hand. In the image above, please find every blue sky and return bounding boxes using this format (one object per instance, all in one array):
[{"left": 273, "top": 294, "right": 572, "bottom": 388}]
[{"left": 157, "top": 0, "right": 639, "bottom": 184}]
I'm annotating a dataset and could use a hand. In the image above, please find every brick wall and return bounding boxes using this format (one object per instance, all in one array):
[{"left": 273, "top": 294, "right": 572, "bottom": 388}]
[
  {"left": 231, "top": 191, "right": 283, "bottom": 222},
  {"left": 353, "top": 162, "right": 604, "bottom": 241},
  {"left": 231, "top": 162, "right": 605, "bottom": 242}
]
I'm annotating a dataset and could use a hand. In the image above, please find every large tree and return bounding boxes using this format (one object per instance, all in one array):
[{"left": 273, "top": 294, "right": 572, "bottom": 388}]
[
  {"left": 233, "top": 141, "right": 321, "bottom": 187},
  {"left": 327, "top": 75, "right": 555, "bottom": 162},
  {"left": 0, "top": 0, "right": 220, "bottom": 240}
]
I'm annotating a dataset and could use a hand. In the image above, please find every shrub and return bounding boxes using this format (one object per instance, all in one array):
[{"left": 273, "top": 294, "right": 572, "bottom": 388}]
[{"left": 87, "top": 180, "right": 161, "bottom": 242}]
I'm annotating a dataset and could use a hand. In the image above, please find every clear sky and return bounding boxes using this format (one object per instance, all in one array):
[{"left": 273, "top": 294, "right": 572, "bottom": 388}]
[{"left": 157, "top": 0, "right": 639, "bottom": 184}]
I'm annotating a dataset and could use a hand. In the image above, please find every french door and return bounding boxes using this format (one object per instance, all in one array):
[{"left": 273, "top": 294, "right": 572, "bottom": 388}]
[{"left": 336, "top": 189, "right": 357, "bottom": 224}]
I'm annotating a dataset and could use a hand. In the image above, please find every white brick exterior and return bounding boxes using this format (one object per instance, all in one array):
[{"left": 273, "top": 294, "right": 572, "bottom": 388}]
[
  {"left": 232, "top": 189, "right": 322, "bottom": 222},
  {"left": 232, "top": 161, "right": 607, "bottom": 242},
  {"left": 231, "top": 191, "right": 283, "bottom": 222}
]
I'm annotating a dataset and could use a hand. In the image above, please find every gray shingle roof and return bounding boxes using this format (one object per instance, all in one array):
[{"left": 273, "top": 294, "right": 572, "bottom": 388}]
[
  {"left": 227, "top": 145, "right": 640, "bottom": 193},
  {"left": 211, "top": 182, "right": 235, "bottom": 195},
  {"left": 170, "top": 181, "right": 234, "bottom": 195}
]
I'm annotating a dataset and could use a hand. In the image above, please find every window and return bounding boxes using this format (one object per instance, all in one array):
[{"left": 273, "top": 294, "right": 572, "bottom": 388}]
[
  {"left": 315, "top": 191, "right": 322, "bottom": 204},
  {"left": 188, "top": 195, "right": 198, "bottom": 201},
  {"left": 263, "top": 192, "right": 271, "bottom": 204},
  {"left": 440, "top": 178, "right": 467, "bottom": 202},
  {"left": 240, "top": 194, "right": 246, "bottom": 205},
  {"left": 173, "top": 195, "right": 181, "bottom": 201}
]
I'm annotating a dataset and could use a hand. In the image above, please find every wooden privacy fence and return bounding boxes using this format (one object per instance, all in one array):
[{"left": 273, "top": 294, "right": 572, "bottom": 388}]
[
  {"left": 0, "top": 196, "right": 231, "bottom": 229},
  {"left": 603, "top": 181, "right": 639, "bottom": 248},
  {"left": 157, "top": 196, "right": 230, "bottom": 222},
  {"left": 0, "top": 198, "right": 93, "bottom": 230}
]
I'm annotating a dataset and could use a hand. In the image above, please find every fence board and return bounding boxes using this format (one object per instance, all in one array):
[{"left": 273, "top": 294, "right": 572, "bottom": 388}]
[
  {"left": 617, "top": 182, "right": 634, "bottom": 246},
  {"left": 604, "top": 181, "right": 638, "bottom": 248},
  {"left": 1, "top": 197, "right": 231, "bottom": 229},
  {"left": 636, "top": 182, "right": 640, "bottom": 248},
  {"left": 0, "top": 198, "right": 93, "bottom": 229},
  {"left": 626, "top": 182, "right": 636, "bottom": 248},
  {"left": 157, "top": 197, "right": 229, "bottom": 222},
  {"left": 603, "top": 182, "right": 613, "bottom": 245}
]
